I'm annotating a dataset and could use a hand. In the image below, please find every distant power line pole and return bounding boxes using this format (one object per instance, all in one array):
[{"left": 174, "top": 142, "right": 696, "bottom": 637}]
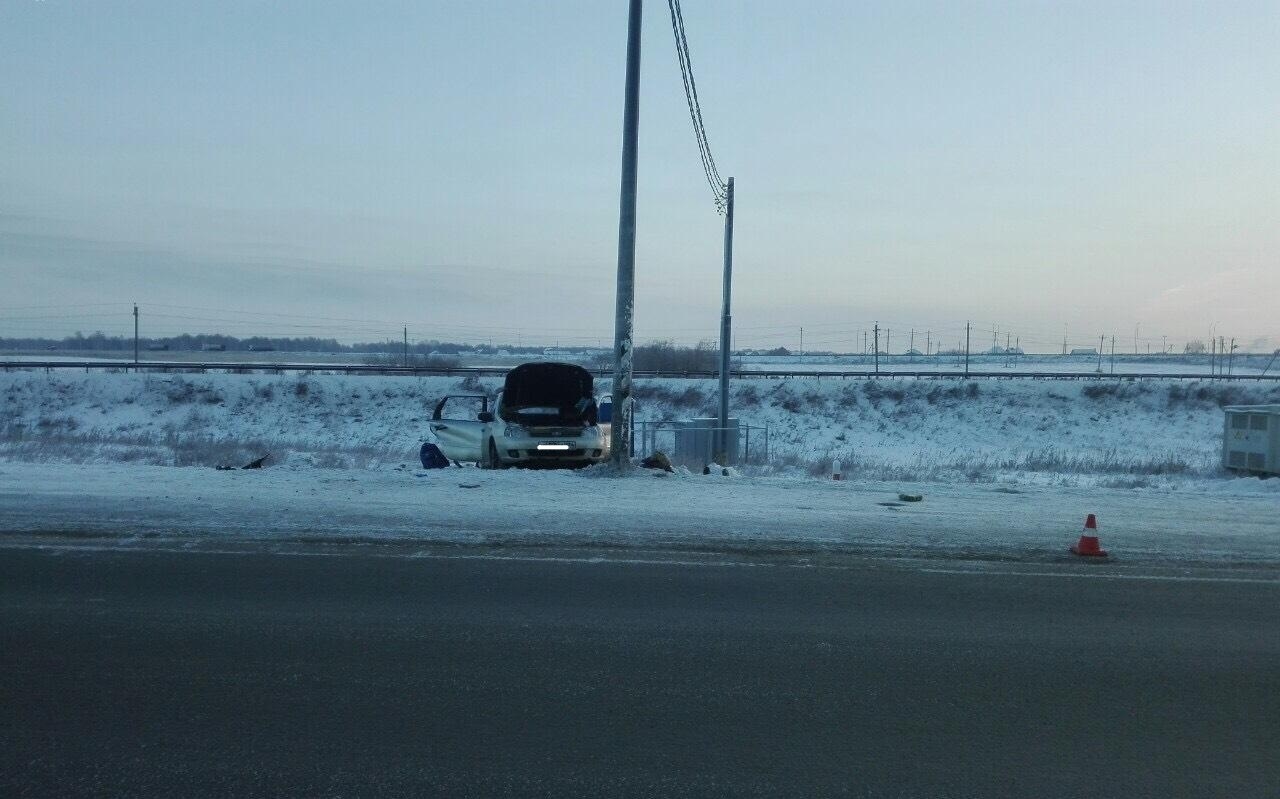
[
  {"left": 925, "top": 330, "right": 931, "bottom": 357},
  {"left": 799, "top": 326, "right": 803, "bottom": 357},
  {"left": 909, "top": 329, "right": 915, "bottom": 355},
  {"left": 609, "top": 0, "right": 643, "bottom": 470},
  {"left": 1110, "top": 335, "right": 1116, "bottom": 374},
  {"left": 964, "top": 322, "right": 970, "bottom": 377},
  {"left": 403, "top": 326, "right": 408, "bottom": 367},
  {"left": 873, "top": 323, "right": 880, "bottom": 374},
  {"left": 1228, "top": 337, "right": 1237, "bottom": 376},
  {"left": 1097, "top": 335, "right": 1104, "bottom": 373},
  {"left": 133, "top": 304, "right": 139, "bottom": 366}
]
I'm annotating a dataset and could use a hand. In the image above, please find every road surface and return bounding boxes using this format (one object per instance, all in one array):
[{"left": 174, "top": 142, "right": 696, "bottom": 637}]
[{"left": 2, "top": 541, "right": 1278, "bottom": 797}]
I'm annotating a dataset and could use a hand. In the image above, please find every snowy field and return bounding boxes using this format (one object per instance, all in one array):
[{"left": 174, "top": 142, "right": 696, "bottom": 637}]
[
  {"left": 3, "top": 370, "right": 1279, "bottom": 485},
  {"left": 2, "top": 371, "right": 1277, "bottom": 564}
]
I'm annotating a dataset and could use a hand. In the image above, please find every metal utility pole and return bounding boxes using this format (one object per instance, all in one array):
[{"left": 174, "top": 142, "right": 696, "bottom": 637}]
[
  {"left": 403, "top": 326, "right": 409, "bottom": 367},
  {"left": 964, "top": 322, "right": 970, "bottom": 377},
  {"left": 925, "top": 330, "right": 931, "bottom": 357},
  {"left": 609, "top": 0, "right": 642, "bottom": 470},
  {"left": 1162, "top": 335, "right": 1167, "bottom": 355},
  {"left": 716, "top": 177, "right": 735, "bottom": 462},
  {"left": 873, "top": 322, "right": 880, "bottom": 374},
  {"left": 132, "top": 304, "right": 139, "bottom": 365}
]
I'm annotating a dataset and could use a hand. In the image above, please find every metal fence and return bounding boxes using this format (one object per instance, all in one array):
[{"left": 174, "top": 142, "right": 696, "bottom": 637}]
[{"left": 635, "top": 420, "right": 770, "bottom": 467}]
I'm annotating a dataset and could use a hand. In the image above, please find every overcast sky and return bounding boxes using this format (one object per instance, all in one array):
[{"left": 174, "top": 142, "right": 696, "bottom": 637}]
[{"left": 2, "top": 0, "right": 1277, "bottom": 351}]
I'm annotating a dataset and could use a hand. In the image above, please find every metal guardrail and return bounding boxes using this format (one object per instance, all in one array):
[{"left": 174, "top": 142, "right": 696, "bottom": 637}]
[{"left": 2, "top": 360, "right": 1279, "bottom": 381}]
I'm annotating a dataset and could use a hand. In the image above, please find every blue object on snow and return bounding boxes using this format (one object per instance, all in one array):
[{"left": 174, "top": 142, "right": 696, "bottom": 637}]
[{"left": 419, "top": 442, "right": 450, "bottom": 469}]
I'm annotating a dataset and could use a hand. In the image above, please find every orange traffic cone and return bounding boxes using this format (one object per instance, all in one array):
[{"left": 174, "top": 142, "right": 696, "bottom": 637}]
[{"left": 1070, "top": 513, "right": 1108, "bottom": 557}]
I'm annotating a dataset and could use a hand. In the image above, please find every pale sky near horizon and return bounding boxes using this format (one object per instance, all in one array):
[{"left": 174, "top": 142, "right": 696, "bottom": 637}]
[{"left": 2, "top": 0, "right": 1277, "bottom": 352}]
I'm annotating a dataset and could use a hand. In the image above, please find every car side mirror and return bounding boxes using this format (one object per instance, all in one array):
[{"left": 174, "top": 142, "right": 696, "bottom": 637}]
[{"left": 477, "top": 411, "right": 494, "bottom": 423}]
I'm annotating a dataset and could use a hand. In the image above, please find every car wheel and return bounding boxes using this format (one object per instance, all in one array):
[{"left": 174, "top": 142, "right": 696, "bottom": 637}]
[{"left": 487, "top": 439, "right": 504, "bottom": 470}]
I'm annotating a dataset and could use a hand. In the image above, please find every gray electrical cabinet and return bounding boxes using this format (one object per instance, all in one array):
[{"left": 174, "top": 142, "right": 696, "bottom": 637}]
[
  {"left": 673, "top": 417, "right": 740, "bottom": 466},
  {"left": 1223, "top": 405, "right": 1280, "bottom": 475}
]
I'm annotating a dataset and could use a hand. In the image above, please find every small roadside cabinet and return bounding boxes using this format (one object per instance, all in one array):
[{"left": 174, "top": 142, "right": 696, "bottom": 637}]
[{"left": 1223, "top": 405, "right": 1280, "bottom": 476}]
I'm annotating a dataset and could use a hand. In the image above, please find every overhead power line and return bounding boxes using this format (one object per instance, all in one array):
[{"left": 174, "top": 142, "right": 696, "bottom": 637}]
[{"left": 667, "top": 0, "right": 728, "bottom": 213}]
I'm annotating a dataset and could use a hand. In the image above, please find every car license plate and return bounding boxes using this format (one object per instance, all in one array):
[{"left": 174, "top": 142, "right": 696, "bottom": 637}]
[{"left": 536, "top": 443, "right": 571, "bottom": 451}]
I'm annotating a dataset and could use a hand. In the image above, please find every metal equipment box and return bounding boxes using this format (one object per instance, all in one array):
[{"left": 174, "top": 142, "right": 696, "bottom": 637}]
[{"left": 1223, "top": 405, "right": 1280, "bottom": 476}]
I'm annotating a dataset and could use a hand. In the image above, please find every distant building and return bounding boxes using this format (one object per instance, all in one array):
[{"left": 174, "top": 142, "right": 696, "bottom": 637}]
[{"left": 1070, "top": 348, "right": 1098, "bottom": 356}]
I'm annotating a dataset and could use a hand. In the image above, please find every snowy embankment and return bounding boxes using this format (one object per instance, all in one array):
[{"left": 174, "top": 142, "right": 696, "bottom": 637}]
[{"left": 3, "top": 370, "right": 1278, "bottom": 486}]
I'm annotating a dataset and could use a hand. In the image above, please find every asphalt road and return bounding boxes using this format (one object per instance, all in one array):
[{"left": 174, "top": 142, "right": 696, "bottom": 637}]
[{"left": 2, "top": 543, "right": 1278, "bottom": 798}]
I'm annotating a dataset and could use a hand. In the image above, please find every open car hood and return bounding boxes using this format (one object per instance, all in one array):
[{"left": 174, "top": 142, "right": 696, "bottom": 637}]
[{"left": 500, "top": 362, "right": 595, "bottom": 425}]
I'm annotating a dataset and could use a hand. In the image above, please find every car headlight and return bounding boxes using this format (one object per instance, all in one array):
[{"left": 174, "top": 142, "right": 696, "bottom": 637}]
[{"left": 504, "top": 424, "right": 529, "bottom": 438}]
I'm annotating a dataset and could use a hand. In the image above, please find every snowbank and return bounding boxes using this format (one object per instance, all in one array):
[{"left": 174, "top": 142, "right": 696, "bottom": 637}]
[{"left": 2, "top": 371, "right": 1279, "bottom": 486}]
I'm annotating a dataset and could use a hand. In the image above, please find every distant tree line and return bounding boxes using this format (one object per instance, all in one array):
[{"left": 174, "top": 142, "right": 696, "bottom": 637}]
[{"left": 0, "top": 331, "right": 575, "bottom": 356}]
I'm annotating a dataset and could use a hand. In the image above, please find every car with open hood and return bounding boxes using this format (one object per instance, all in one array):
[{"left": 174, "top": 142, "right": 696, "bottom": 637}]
[{"left": 429, "top": 362, "right": 607, "bottom": 468}]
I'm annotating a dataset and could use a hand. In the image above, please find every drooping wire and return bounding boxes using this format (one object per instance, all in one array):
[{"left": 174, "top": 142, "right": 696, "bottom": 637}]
[{"left": 667, "top": 0, "right": 728, "bottom": 213}]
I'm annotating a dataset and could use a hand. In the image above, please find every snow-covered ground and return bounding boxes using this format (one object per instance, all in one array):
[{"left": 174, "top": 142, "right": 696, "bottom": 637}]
[
  {"left": 1, "top": 461, "right": 1277, "bottom": 568},
  {"left": 3, "top": 370, "right": 1279, "bottom": 485},
  {"left": 2, "top": 371, "right": 1276, "bottom": 564}
]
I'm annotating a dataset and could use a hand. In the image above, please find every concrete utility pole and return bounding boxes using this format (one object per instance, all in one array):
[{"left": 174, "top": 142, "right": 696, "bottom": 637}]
[
  {"left": 885, "top": 328, "right": 890, "bottom": 356},
  {"left": 1097, "top": 335, "right": 1104, "bottom": 373},
  {"left": 403, "top": 326, "right": 409, "bottom": 367},
  {"left": 1228, "top": 338, "right": 1237, "bottom": 376},
  {"left": 925, "top": 330, "right": 931, "bottom": 357},
  {"left": 133, "top": 304, "right": 139, "bottom": 365},
  {"left": 716, "top": 177, "right": 735, "bottom": 462},
  {"left": 799, "top": 327, "right": 804, "bottom": 357},
  {"left": 1110, "top": 336, "right": 1116, "bottom": 374},
  {"left": 609, "top": 0, "right": 642, "bottom": 470},
  {"left": 964, "top": 322, "right": 970, "bottom": 377},
  {"left": 873, "top": 322, "right": 880, "bottom": 375},
  {"left": 909, "top": 329, "right": 915, "bottom": 355}
]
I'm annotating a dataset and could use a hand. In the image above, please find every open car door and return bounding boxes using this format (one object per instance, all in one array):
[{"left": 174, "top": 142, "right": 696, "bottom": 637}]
[{"left": 430, "top": 394, "right": 489, "bottom": 463}]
